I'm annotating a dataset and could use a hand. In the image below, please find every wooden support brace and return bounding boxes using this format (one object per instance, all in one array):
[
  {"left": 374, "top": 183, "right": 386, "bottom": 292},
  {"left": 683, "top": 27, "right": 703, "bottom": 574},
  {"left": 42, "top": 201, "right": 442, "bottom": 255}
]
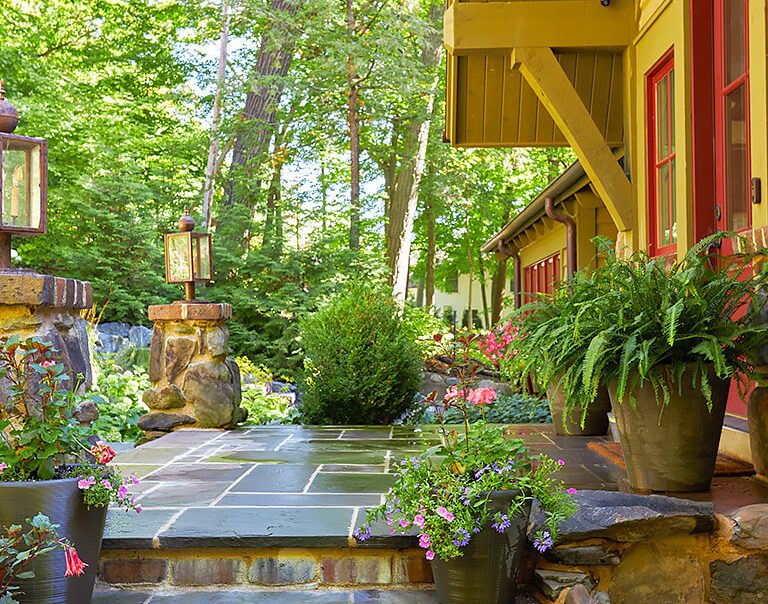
[{"left": 511, "top": 47, "right": 633, "bottom": 232}]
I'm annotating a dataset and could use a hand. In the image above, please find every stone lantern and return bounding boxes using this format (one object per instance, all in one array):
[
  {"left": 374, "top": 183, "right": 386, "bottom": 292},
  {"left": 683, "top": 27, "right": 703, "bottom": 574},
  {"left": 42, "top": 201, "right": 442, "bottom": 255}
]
[
  {"left": 0, "top": 80, "right": 48, "bottom": 269},
  {"left": 140, "top": 212, "right": 245, "bottom": 435},
  {"left": 0, "top": 81, "right": 92, "bottom": 394}
]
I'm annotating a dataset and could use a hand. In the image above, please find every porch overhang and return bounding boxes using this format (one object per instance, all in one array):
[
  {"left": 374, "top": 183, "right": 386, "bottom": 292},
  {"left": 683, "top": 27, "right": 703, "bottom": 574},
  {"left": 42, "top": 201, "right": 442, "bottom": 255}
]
[{"left": 444, "top": 0, "right": 635, "bottom": 55}]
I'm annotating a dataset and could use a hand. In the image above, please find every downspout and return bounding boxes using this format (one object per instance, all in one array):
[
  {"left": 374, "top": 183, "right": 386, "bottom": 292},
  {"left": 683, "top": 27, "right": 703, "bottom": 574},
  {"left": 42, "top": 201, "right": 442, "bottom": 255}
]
[
  {"left": 496, "top": 242, "right": 521, "bottom": 310},
  {"left": 544, "top": 197, "right": 577, "bottom": 277}
]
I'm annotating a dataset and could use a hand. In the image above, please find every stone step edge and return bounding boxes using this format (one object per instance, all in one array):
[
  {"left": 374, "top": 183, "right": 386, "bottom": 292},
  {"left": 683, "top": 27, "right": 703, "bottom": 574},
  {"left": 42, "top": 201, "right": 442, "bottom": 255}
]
[
  {"left": 101, "top": 534, "right": 418, "bottom": 551},
  {"left": 98, "top": 546, "right": 434, "bottom": 588}
]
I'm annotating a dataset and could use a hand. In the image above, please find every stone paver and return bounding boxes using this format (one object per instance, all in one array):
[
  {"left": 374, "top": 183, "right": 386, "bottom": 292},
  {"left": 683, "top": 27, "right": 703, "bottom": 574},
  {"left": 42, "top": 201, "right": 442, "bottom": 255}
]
[{"left": 104, "top": 424, "right": 768, "bottom": 551}]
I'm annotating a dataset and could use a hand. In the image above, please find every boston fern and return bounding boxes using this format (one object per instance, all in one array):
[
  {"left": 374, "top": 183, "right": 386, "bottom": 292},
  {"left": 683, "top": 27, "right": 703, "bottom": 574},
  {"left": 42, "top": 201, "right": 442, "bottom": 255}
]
[{"left": 514, "top": 234, "right": 768, "bottom": 421}]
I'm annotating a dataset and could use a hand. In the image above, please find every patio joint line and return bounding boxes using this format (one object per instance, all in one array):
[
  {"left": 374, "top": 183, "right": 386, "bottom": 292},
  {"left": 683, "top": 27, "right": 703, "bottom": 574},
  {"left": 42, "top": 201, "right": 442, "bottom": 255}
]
[
  {"left": 141, "top": 596, "right": 154, "bottom": 604},
  {"left": 137, "top": 431, "right": 230, "bottom": 482},
  {"left": 275, "top": 434, "right": 294, "bottom": 450},
  {"left": 152, "top": 508, "right": 187, "bottom": 548},
  {"left": 384, "top": 450, "right": 392, "bottom": 473},
  {"left": 389, "top": 426, "right": 394, "bottom": 439},
  {"left": 302, "top": 464, "right": 324, "bottom": 493},
  {"left": 347, "top": 506, "right": 360, "bottom": 544},
  {"left": 194, "top": 442, "right": 227, "bottom": 463},
  {"left": 337, "top": 429, "right": 347, "bottom": 440},
  {"left": 133, "top": 482, "right": 163, "bottom": 503},
  {"left": 208, "top": 462, "right": 262, "bottom": 507}
]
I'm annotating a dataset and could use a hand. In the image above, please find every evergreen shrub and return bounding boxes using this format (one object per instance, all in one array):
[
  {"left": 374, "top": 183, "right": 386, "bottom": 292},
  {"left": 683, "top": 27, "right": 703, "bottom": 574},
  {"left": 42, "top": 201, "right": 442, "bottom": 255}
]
[{"left": 299, "top": 285, "right": 422, "bottom": 424}]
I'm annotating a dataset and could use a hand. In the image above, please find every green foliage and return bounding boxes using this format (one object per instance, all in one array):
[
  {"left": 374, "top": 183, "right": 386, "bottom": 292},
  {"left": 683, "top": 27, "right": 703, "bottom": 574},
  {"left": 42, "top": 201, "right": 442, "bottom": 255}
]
[
  {"left": 514, "top": 234, "right": 768, "bottom": 422},
  {"left": 91, "top": 355, "right": 150, "bottom": 443},
  {"left": 240, "top": 386, "right": 300, "bottom": 426},
  {"left": 114, "top": 346, "right": 151, "bottom": 372},
  {"left": 356, "top": 332, "right": 575, "bottom": 561},
  {"left": 0, "top": 514, "right": 71, "bottom": 603},
  {"left": 299, "top": 285, "right": 422, "bottom": 424},
  {"left": 402, "top": 303, "right": 449, "bottom": 359},
  {"left": 0, "top": 338, "right": 88, "bottom": 480},
  {"left": 406, "top": 393, "right": 551, "bottom": 425}
]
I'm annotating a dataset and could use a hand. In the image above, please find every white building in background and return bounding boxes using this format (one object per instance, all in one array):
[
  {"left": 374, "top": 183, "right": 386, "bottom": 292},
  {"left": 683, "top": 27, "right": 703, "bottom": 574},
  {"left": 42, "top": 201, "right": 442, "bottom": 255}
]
[{"left": 411, "top": 271, "right": 494, "bottom": 330}]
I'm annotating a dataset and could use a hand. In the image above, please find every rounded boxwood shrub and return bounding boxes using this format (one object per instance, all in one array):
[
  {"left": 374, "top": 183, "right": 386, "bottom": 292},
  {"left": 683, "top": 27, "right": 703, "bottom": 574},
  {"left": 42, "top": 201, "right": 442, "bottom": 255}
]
[{"left": 299, "top": 285, "right": 422, "bottom": 424}]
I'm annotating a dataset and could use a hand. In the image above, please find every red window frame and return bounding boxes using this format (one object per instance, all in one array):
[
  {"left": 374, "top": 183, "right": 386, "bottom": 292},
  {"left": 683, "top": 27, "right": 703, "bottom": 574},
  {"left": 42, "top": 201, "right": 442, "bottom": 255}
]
[
  {"left": 522, "top": 253, "right": 560, "bottom": 303},
  {"left": 714, "top": 0, "right": 751, "bottom": 238},
  {"left": 646, "top": 49, "right": 676, "bottom": 257}
]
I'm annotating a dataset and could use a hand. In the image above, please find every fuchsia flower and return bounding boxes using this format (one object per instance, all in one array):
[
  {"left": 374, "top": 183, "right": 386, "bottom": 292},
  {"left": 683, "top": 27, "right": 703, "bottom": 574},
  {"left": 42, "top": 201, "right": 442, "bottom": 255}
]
[
  {"left": 63, "top": 545, "right": 88, "bottom": 577},
  {"left": 567, "top": 488, "right": 578, "bottom": 495},
  {"left": 557, "top": 459, "right": 566, "bottom": 466},
  {"left": 0, "top": 462, "right": 6, "bottom": 475}
]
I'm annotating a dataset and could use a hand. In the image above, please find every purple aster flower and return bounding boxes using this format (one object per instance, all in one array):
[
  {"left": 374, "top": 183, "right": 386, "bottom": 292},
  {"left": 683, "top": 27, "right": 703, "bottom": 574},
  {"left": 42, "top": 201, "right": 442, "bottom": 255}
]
[
  {"left": 452, "top": 528, "right": 471, "bottom": 547},
  {"left": 354, "top": 525, "right": 372, "bottom": 541},
  {"left": 491, "top": 513, "right": 511, "bottom": 534},
  {"left": 533, "top": 530, "right": 554, "bottom": 553}
]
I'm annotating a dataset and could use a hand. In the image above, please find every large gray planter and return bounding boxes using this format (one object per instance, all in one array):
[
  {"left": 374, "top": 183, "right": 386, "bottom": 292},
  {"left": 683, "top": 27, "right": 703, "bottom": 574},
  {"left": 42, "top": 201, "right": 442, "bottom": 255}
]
[{"left": 0, "top": 477, "right": 106, "bottom": 604}]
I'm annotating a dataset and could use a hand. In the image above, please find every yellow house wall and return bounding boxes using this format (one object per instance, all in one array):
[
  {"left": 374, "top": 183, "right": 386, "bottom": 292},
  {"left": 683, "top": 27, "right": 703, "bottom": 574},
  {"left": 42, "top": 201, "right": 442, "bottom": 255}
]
[
  {"left": 632, "top": 0, "right": 693, "bottom": 260},
  {"left": 518, "top": 225, "right": 566, "bottom": 279},
  {"left": 748, "top": 0, "right": 768, "bottom": 233}
]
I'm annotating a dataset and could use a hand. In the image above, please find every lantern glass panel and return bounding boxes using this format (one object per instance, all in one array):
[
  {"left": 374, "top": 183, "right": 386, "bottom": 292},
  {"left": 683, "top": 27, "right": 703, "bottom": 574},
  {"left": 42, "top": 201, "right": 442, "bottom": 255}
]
[
  {"left": 1, "top": 139, "right": 42, "bottom": 230},
  {"left": 192, "top": 234, "right": 212, "bottom": 281},
  {"left": 166, "top": 233, "right": 192, "bottom": 282}
]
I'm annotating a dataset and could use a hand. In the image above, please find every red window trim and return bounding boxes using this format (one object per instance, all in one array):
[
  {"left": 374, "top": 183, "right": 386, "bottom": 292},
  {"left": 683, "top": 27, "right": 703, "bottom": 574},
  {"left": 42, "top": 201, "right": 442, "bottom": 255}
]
[
  {"left": 522, "top": 253, "right": 560, "bottom": 303},
  {"left": 714, "top": 0, "right": 751, "bottom": 235},
  {"left": 646, "top": 48, "right": 676, "bottom": 258}
]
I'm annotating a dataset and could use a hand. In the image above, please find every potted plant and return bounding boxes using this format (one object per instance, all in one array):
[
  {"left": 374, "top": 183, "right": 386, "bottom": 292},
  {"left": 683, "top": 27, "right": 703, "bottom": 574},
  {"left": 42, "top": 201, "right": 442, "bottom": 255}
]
[
  {"left": 539, "top": 236, "right": 768, "bottom": 491},
  {"left": 0, "top": 337, "right": 141, "bottom": 604},
  {"left": 512, "top": 271, "right": 612, "bottom": 436},
  {"left": 1, "top": 514, "right": 86, "bottom": 604},
  {"left": 355, "top": 333, "right": 576, "bottom": 604}
]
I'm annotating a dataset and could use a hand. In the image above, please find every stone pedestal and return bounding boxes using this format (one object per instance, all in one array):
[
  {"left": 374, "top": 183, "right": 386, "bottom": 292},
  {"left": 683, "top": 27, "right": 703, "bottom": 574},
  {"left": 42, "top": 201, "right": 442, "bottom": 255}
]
[
  {"left": 140, "top": 303, "right": 245, "bottom": 433},
  {"left": 0, "top": 272, "right": 93, "bottom": 391}
]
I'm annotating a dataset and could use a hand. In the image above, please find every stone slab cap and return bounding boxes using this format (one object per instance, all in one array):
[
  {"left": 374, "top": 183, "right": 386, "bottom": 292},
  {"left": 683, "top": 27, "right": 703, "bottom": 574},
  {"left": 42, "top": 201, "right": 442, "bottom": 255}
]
[
  {"left": 148, "top": 303, "right": 232, "bottom": 322},
  {"left": 728, "top": 504, "right": 768, "bottom": 550},
  {"left": 528, "top": 490, "right": 716, "bottom": 543},
  {"left": 0, "top": 272, "right": 92, "bottom": 309}
]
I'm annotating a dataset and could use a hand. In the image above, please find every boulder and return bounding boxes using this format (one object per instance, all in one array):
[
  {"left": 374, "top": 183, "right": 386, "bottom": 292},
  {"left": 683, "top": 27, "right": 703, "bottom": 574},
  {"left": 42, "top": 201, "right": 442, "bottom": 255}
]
[
  {"left": 164, "top": 337, "right": 196, "bottom": 383},
  {"left": 138, "top": 412, "right": 196, "bottom": 432},
  {"left": 477, "top": 378, "right": 513, "bottom": 396},
  {"left": 729, "top": 504, "right": 768, "bottom": 550},
  {"left": 183, "top": 361, "right": 237, "bottom": 428},
  {"left": 98, "top": 322, "right": 131, "bottom": 337},
  {"left": 143, "top": 384, "right": 187, "bottom": 410},
  {"left": 528, "top": 490, "right": 715, "bottom": 543},
  {"left": 73, "top": 399, "right": 100, "bottom": 426},
  {"left": 710, "top": 555, "right": 768, "bottom": 604},
  {"left": 563, "top": 585, "right": 607, "bottom": 604},
  {"left": 546, "top": 545, "right": 620, "bottom": 566},
  {"left": 534, "top": 569, "right": 595, "bottom": 600},
  {"left": 128, "top": 325, "right": 152, "bottom": 348},
  {"left": 609, "top": 542, "right": 704, "bottom": 604},
  {"left": 149, "top": 328, "right": 164, "bottom": 382}
]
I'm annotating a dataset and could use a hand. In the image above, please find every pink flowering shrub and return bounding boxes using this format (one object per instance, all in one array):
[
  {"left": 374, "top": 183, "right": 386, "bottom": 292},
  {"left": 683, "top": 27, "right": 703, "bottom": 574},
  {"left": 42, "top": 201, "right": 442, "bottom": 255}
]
[
  {"left": 355, "top": 332, "right": 576, "bottom": 561},
  {"left": 478, "top": 318, "right": 526, "bottom": 382}
]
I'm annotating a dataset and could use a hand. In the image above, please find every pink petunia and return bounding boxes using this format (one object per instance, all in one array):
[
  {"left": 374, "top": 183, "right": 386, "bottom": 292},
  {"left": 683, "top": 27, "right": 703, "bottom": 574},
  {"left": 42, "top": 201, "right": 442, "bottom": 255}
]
[
  {"left": 413, "top": 514, "right": 425, "bottom": 528},
  {"left": 436, "top": 506, "right": 455, "bottom": 522},
  {"left": 567, "top": 488, "right": 578, "bottom": 495},
  {"left": 425, "top": 550, "right": 435, "bottom": 561}
]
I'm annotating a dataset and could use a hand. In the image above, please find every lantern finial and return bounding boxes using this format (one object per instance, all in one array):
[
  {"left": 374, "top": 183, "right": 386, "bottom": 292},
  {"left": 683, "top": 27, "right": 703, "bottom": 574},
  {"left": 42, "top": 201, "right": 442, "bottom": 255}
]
[
  {"left": 0, "top": 79, "right": 19, "bottom": 134},
  {"left": 178, "top": 209, "right": 195, "bottom": 232}
]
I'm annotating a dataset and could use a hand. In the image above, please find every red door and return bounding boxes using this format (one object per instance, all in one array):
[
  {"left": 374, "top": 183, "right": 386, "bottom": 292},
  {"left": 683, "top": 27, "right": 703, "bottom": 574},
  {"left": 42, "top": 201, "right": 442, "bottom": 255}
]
[{"left": 714, "top": 0, "right": 752, "bottom": 417}]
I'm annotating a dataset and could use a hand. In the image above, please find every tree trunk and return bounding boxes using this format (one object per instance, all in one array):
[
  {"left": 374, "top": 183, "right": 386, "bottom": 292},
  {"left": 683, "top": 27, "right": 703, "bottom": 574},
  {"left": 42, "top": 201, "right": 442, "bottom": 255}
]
[
  {"left": 425, "top": 195, "right": 436, "bottom": 309},
  {"left": 466, "top": 213, "right": 474, "bottom": 328},
  {"left": 490, "top": 208, "right": 512, "bottom": 324},
  {"left": 202, "top": 0, "right": 229, "bottom": 228},
  {"left": 388, "top": 2, "right": 442, "bottom": 303},
  {"left": 477, "top": 251, "right": 490, "bottom": 329},
  {"left": 224, "top": 0, "right": 298, "bottom": 209},
  {"left": 347, "top": 0, "right": 361, "bottom": 250},
  {"left": 263, "top": 159, "right": 283, "bottom": 259}
]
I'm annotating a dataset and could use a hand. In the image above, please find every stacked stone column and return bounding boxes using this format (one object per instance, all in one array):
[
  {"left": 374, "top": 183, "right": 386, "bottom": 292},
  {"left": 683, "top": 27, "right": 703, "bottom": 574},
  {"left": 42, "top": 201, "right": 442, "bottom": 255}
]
[
  {"left": 0, "top": 273, "right": 93, "bottom": 390},
  {"left": 140, "top": 302, "right": 245, "bottom": 435}
]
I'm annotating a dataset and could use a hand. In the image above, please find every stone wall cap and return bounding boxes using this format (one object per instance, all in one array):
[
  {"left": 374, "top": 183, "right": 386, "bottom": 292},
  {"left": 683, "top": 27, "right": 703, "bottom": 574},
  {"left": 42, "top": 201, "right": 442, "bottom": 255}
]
[
  {"left": 149, "top": 303, "right": 233, "bottom": 322},
  {"left": 0, "top": 272, "right": 92, "bottom": 310}
]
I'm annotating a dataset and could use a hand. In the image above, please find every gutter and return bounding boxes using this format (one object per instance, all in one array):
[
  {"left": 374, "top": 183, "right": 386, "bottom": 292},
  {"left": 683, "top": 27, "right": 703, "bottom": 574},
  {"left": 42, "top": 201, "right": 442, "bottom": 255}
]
[{"left": 544, "top": 197, "right": 577, "bottom": 277}]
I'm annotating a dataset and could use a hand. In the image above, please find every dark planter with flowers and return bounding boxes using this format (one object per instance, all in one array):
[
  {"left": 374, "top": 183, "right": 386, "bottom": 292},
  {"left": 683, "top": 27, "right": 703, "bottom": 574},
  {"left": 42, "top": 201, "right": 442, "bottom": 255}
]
[
  {"left": 430, "top": 490, "right": 530, "bottom": 604},
  {"left": 0, "top": 478, "right": 106, "bottom": 604}
]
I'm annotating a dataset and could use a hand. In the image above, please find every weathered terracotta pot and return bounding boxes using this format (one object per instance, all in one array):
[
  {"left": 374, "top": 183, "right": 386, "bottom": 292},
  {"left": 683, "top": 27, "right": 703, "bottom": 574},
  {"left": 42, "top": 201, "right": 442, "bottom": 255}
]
[
  {"left": 748, "top": 386, "right": 768, "bottom": 479},
  {"left": 430, "top": 491, "right": 530, "bottom": 604},
  {"left": 609, "top": 368, "right": 729, "bottom": 492},
  {"left": 0, "top": 477, "right": 107, "bottom": 604},
  {"left": 546, "top": 382, "right": 610, "bottom": 436}
]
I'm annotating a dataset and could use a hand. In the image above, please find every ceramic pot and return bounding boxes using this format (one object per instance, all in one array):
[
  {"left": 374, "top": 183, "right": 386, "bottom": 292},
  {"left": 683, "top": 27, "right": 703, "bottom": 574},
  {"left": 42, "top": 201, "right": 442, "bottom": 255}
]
[
  {"left": 430, "top": 490, "right": 530, "bottom": 604},
  {"left": 0, "top": 477, "right": 107, "bottom": 604},
  {"left": 748, "top": 385, "right": 768, "bottom": 479},
  {"left": 546, "top": 382, "right": 610, "bottom": 436},
  {"left": 609, "top": 367, "right": 729, "bottom": 492}
]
